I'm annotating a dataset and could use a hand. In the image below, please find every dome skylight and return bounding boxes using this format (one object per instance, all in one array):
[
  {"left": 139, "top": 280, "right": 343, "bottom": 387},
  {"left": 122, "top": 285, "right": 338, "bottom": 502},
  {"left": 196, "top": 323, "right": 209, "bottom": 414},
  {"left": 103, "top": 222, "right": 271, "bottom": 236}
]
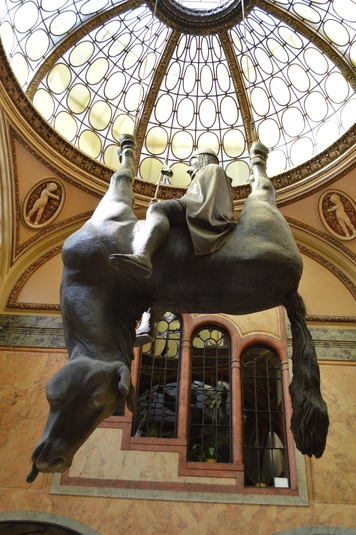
[{"left": 0, "top": 0, "right": 355, "bottom": 187}]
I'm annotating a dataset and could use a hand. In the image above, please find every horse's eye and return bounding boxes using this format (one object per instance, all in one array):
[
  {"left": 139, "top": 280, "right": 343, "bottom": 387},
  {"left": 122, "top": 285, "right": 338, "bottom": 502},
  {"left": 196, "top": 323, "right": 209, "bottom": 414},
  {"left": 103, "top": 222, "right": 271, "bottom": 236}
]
[{"left": 90, "top": 390, "right": 107, "bottom": 409}]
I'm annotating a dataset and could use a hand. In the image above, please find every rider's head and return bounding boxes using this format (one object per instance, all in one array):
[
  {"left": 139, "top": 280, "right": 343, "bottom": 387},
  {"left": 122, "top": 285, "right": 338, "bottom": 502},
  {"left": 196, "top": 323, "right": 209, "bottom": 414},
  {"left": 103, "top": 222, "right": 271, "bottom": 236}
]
[{"left": 187, "top": 148, "right": 219, "bottom": 178}]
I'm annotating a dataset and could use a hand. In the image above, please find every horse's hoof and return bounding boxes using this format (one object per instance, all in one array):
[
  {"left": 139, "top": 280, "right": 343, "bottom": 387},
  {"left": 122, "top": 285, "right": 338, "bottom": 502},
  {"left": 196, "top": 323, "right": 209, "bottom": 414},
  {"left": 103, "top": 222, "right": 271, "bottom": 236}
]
[{"left": 109, "top": 254, "right": 152, "bottom": 279}]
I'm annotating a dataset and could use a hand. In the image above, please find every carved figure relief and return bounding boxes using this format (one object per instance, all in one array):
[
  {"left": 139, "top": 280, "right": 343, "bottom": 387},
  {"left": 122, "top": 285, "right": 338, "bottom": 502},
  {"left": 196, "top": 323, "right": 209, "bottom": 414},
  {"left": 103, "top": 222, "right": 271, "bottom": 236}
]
[
  {"left": 319, "top": 189, "right": 356, "bottom": 241},
  {"left": 22, "top": 179, "right": 65, "bottom": 229}
]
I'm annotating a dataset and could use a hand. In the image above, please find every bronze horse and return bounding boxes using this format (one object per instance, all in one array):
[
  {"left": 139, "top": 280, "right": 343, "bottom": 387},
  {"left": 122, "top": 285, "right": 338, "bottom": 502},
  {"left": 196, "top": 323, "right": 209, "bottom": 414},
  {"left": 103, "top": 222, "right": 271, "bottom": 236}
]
[{"left": 27, "top": 136, "right": 329, "bottom": 482}]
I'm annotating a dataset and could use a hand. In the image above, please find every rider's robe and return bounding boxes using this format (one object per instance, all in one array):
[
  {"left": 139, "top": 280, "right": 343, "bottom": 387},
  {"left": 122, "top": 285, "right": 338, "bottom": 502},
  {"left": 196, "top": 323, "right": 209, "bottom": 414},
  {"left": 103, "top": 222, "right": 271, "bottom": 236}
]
[{"left": 183, "top": 163, "right": 236, "bottom": 255}]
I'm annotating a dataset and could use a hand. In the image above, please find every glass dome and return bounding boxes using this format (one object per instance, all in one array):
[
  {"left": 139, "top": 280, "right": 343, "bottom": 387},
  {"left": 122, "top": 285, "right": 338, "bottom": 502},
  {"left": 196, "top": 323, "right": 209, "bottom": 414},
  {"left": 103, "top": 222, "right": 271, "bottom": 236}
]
[{"left": 1, "top": 0, "right": 355, "bottom": 188}]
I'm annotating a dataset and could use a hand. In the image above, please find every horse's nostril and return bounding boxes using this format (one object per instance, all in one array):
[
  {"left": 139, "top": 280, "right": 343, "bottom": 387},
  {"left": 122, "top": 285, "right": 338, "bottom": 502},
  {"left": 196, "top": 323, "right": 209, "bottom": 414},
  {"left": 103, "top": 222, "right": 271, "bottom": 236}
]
[{"left": 49, "top": 456, "right": 66, "bottom": 470}]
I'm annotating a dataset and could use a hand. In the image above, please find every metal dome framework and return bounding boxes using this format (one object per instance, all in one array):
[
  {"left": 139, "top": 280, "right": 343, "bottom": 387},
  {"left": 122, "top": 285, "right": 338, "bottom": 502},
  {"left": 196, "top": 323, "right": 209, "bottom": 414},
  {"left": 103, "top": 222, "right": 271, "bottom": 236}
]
[{"left": 1, "top": 0, "right": 356, "bottom": 190}]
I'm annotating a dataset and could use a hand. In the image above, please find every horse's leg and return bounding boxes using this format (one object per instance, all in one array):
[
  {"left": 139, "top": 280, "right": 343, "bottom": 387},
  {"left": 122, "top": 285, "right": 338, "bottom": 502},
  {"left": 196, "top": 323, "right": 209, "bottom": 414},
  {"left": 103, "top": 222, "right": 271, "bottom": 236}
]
[
  {"left": 249, "top": 142, "right": 277, "bottom": 204},
  {"left": 282, "top": 290, "right": 329, "bottom": 458},
  {"left": 91, "top": 134, "right": 136, "bottom": 224}
]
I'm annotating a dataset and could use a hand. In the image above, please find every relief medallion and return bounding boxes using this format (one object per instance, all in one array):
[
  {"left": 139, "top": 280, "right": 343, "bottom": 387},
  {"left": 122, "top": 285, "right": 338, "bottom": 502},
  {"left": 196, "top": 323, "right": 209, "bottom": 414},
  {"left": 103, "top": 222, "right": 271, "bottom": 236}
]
[
  {"left": 319, "top": 189, "right": 356, "bottom": 241},
  {"left": 21, "top": 178, "right": 65, "bottom": 229}
]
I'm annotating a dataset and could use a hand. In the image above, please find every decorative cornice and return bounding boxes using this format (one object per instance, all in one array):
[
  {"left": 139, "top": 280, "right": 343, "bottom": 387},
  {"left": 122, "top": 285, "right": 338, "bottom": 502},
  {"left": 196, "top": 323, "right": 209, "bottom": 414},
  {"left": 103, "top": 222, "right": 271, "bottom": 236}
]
[
  {"left": 146, "top": 0, "right": 254, "bottom": 35},
  {"left": 305, "top": 315, "right": 356, "bottom": 323},
  {"left": 7, "top": 246, "right": 62, "bottom": 310}
]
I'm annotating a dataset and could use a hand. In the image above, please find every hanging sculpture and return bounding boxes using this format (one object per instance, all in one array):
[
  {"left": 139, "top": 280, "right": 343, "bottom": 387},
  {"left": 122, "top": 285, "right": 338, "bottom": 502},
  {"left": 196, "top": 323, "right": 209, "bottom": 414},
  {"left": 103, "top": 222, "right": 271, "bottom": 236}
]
[{"left": 26, "top": 134, "right": 329, "bottom": 483}]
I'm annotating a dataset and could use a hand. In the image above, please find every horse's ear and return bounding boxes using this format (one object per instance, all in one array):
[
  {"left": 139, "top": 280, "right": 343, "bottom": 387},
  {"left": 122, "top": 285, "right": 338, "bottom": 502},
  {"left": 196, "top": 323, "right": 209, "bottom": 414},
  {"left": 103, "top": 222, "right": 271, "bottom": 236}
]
[{"left": 125, "top": 381, "right": 136, "bottom": 415}]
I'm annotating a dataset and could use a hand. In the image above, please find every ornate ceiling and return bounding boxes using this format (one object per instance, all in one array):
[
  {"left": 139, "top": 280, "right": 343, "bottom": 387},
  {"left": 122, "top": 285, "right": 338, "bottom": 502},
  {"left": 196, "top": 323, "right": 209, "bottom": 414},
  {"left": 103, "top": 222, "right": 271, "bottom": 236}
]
[{"left": 0, "top": 0, "right": 356, "bottom": 196}]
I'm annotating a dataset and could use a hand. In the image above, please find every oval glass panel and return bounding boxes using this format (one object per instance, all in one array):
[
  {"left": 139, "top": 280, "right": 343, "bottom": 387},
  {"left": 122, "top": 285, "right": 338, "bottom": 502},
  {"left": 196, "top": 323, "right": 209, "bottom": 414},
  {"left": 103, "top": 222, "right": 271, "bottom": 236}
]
[
  {"left": 288, "top": 64, "right": 310, "bottom": 92},
  {"left": 50, "top": 11, "right": 77, "bottom": 36},
  {"left": 199, "top": 98, "right": 216, "bottom": 128},
  {"left": 67, "top": 83, "right": 90, "bottom": 113},
  {"left": 47, "top": 63, "right": 71, "bottom": 94},
  {"left": 255, "top": 47, "right": 273, "bottom": 74},
  {"left": 86, "top": 58, "right": 109, "bottom": 85},
  {"left": 155, "top": 26, "right": 169, "bottom": 49},
  {"left": 230, "top": 30, "right": 242, "bottom": 52},
  {"left": 96, "top": 20, "right": 121, "bottom": 42},
  {"left": 223, "top": 129, "right": 245, "bottom": 157},
  {"left": 201, "top": 36, "right": 209, "bottom": 61},
  {"left": 155, "top": 94, "right": 174, "bottom": 123},
  {"left": 267, "top": 149, "right": 286, "bottom": 176},
  {"left": 198, "top": 132, "right": 219, "bottom": 153},
  {"left": 200, "top": 65, "right": 213, "bottom": 95},
  {"left": 249, "top": 18, "right": 265, "bottom": 36},
  {"left": 241, "top": 54, "right": 256, "bottom": 83},
  {"left": 139, "top": 52, "right": 156, "bottom": 80},
  {"left": 270, "top": 77, "right": 290, "bottom": 106},
  {"left": 124, "top": 5, "right": 146, "bottom": 20},
  {"left": 177, "top": 98, "right": 195, "bottom": 127},
  {"left": 290, "top": 137, "right": 314, "bottom": 166},
  {"left": 133, "top": 13, "right": 152, "bottom": 32},
  {"left": 183, "top": 64, "right": 196, "bottom": 93},
  {"left": 282, "top": 107, "right": 305, "bottom": 136},
  {"left": 220, "top": 96, "right": 238, "bottom": 125},
  {"left": 226, "top": 160, "right": 250, "bottom": 186},
  {"left": 104, "top": 72, "right": 126, "bottom": 100},
  {"left": 109, "top": 33, "right": 131, "bottom": 56},
  {"left": 89, "top": 100, "right": 112, "bottom": 130},
  {"left": 278, "top": 26, "right": 303, "bottom": 48},
  {"left": 81, "top": 0, "right": 108, "bottom": 15},
  {"left": 33, "top": 89, "right": 54, "bottom": 120},
  {"left": 324, "top": 19, "right": 350, "bottom": 46},
  {"left": 104, "top": 144, "right": 120, "bottom": 169},
  {"left": 54, "top": 111, "right": 77, "bottom": 141},
  {"left": 170, "top": 162, "right": 191, "bottom": 187},
  {"left": 70, "top": 41, "right": 94, "bottom": 67},
  {"left": 350, "top": 42, "right": 356, "bottom": 67},
  {"left": 251, "top": 87, "right": 269, "bottom": 117},
  {"left": 256, "top": 10, "right": 275, "bottom": 25},
  {"left": 230, "top": 29, "right": 242, "bottom": 52},
  {"left": 325, "top": 72, "right": 349, "bottom": 104},
  {"left": 124, "top": 43, "right": 143, "bottom": 70},
  {"left": 267, "top": 38, "right": 289, "bottom": 62},
  {"left": 341, "top": 98, "right": 356, "bottom": 130},
  {"left": 14, "top": 2, "right": 38, "bottom": 32},
  {"left": 10, "top": 53, "right": 28, "bottom": 86},
  {"left": 146, "top": 126, "right": 168, "bottom": 155},
  {"left": 217, "top": 63, "right": 230, "bottom": 91},
  {"left": 334, "top": 0, "right": 356, "bottom": 21},
  {"left": 171, "top": 131, "right": 193, "bottom": 159},
  {"left": 166, "top": 62, "right": 181, "bottom": 91},
  {"left": 177, "top": 35, "right": 187, "bottom": 58},
  {"left": 317, "top": 121, "right": 340, "bottom": 150},
  {"left": 124, "top": 83, "right": 144, "bottom": 112},
  {"left": 212, "top": 34, "right": 222, "bottom": 58},
  {"left": 305, "top": 91, "right": 328, "bottom": 122},
  {"left": 0, "top": 22, "right": 14, "bottom": 55},
  {"left": 258, "top": 118, "right": 280, "bottom": 147},
  {"left": 112, "top": 114, "right": 134, "bottom": 140},
  {"left": 140, "top": 157, "right": 163, "bottom": 183},
  {"left": 304, "top": 48, "right": 328, "bottom": 74},
  {"left": 293, "top": 3, "right": 321, "bottom": 23},
  {"left": 242, "top": 27, "right": 254, "bottom": 45},
  {"left": 42, "top": 0, "right": 69, "bottom": 10},
  {"left": 79, "top": 130, "right": 102, "bottom": 159},
  {"left": 189, "top": 36, "right": 197, "bottom": 61},
  {"left": 26, "top": 29, "right": 49, "bottom": 60}
]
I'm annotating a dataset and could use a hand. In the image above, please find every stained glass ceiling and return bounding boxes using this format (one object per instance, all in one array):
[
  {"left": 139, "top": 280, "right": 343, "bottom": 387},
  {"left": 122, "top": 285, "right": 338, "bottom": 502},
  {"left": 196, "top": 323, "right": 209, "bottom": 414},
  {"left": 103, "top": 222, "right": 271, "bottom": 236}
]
[{"left": 0, "top": 0, "right": 356, "bottom": 188}]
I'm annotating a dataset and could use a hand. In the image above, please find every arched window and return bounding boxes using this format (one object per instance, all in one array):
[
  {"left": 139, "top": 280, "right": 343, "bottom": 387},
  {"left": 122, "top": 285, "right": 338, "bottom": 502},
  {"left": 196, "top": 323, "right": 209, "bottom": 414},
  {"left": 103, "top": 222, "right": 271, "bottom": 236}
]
[
  {"left": 188, "top": 326, "right": 232, "bottom": 463},
  {"left": 242, "top": 345, "right": 290, "bottom": 488},
  {"left": 132, "top": 312, "right": 182, "bottom": 438}
]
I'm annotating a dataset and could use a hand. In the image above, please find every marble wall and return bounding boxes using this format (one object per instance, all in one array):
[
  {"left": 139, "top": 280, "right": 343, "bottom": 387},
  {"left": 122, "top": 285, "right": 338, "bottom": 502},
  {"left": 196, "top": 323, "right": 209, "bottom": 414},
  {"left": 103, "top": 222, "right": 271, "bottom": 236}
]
[{"left": 1, "top": 315, "right": 356, "bottom": 535}]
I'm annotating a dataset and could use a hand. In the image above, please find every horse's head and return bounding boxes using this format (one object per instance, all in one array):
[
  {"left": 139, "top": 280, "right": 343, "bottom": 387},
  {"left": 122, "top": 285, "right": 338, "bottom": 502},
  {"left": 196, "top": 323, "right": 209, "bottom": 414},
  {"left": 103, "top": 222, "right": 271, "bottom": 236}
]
[{"left": 28, "top": 357, "right": 135, "bottom": 479}]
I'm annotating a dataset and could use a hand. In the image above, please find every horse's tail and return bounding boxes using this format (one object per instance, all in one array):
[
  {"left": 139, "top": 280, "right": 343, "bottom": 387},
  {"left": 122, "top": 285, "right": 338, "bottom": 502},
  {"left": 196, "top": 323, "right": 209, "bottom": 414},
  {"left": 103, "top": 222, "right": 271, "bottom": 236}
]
[{"left": 282, "top": 290, "right": 329, "bottom": 458}]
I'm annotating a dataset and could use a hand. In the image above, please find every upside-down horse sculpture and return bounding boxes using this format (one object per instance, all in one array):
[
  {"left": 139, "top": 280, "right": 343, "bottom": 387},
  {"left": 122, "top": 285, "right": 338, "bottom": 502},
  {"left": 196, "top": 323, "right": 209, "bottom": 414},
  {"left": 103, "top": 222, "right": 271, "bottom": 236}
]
[{"left": 27, "top": 135, "right": 329, "bottom": 483}]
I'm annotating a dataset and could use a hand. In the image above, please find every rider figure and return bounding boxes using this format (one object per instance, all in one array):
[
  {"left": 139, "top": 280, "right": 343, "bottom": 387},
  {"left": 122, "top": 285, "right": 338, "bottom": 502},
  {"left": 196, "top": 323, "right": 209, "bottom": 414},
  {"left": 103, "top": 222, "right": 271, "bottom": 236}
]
[{"left": 109, "top": 146, "right": 236, "bottom": 278}]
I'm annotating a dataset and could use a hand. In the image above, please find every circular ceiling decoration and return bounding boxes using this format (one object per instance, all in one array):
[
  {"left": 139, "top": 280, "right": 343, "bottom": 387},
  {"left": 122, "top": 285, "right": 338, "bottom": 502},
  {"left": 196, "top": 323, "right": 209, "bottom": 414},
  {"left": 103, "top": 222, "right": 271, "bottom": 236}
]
[{"left": 0, "top": 0, "right": 355, "bottom": 188}]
